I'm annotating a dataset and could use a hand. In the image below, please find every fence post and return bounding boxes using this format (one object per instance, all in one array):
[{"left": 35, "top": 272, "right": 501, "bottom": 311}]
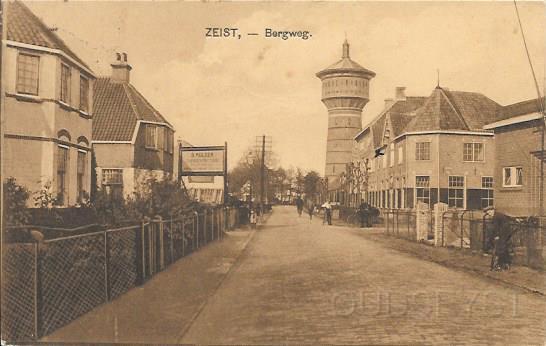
[
  {"left": 460, "top": 213, "right": 464, "bottom": 249},
  {"left": 396, "top": 210, "right": 399, "bottom": 237},
  {"left": 194, "top": 214, "right": 197, "bottom": 250},
  {"left": 442, "top": 213, "right": 445, "bottom": 247},
  {"left": 406, "top": 211, "right": 411, "bottom": 239},
  {"left": 148, "top": 222, "right": 153, "bottom": 276},
  {"left": 204, "top": 210, "right": 207, "bottom": 244},
  {"left": 210, "top": 209, "right": 214, "bottom": 242},
  {"left": 482, "top": 215, "right": 487, "bottom": 252},
  {"left": 141, "top": 221, "right": 147, "bottom": 282},
  {"left": 194, "top": 211, "right": 199, "bottom": 249},
  {"left": 214, "top": 209, "right": 217, "bottom": 241},
  {"left": 160, "top": 217, "right": 165, "bottom": 270},
  {"left": 33, "top": 242, "right": 40, "bottom": 339},
  {"left": 210, "top": 209, "right": 213, "bottom": 242},
  {"left": 170, "top": 218, "right": 174, "bottom": 264},
  {"left": 104, "top": 231, "right": 110, "bottom": 302},
  {"left": 182, "top": 217, "right": 185, "bottom": 257},
  {"left": 526, "top": 222, "right": 531, "bottom": 266},
  {"left": 136, "top": 222, "right": 143, "bottom": 284},
  {"left": 386, "top": 210, "right": 389, "bottom": 235},
  {"left": 219, "top": 208, "right": 222, "bottom": 239}
]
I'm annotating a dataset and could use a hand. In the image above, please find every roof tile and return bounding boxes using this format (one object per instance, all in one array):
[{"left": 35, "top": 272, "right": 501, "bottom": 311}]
[
  {"left": 495, "top": 97, "right": 545, "bottom": 122},
  {"left": 93, "top": 78, "right": 172, "bottom": 142},
  {"left": 6, "top": 1, "right": 91, "bottom": 70},
  {"left": 405, "top": 88, "right": 500, "bottom": 132}
]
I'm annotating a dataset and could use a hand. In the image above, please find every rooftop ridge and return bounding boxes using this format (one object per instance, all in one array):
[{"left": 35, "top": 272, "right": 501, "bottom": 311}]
[
  {"left": 127, "top": 84, "right": 172, "bottom": 127},
  {"left": 439, "top": 88, "right": 470, "bottom": 130},
  {"left": 122, "top": 83, "right": 140, "bottom": 122}
]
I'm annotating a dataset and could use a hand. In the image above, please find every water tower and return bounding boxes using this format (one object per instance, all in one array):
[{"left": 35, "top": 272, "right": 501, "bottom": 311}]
[{"left": 316, "top": 40, "right": 375, "bottom": 189}]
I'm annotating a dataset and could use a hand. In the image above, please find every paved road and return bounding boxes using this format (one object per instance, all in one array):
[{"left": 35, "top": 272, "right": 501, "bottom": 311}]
[{"left": 180, "top": 206, "right": 546, "bottom": 345}]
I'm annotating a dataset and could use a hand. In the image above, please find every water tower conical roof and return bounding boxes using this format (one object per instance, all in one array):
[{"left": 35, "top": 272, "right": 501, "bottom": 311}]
[{"left": 316, "top": 40, "right": 375, "bottom": 79}]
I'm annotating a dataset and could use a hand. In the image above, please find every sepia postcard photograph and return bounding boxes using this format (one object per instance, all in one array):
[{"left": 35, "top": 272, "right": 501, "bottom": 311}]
[{"left": 0, "top": 0, "right": 545, "bottom": 344}]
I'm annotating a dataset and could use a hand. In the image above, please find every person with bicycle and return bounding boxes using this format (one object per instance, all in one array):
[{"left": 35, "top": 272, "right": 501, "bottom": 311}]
[
  {"left": 490, "top": 212, "right": 514, "bottom": 271},
  {"left": 322, "top": 201, "right": 332, "bottom": 226},
  {"left": 358, "top": 201, "right": 372, "bottom": 228}
]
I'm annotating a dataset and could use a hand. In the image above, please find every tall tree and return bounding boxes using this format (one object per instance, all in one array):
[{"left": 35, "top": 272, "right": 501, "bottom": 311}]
[{"left": 303, "top": 171, "right": 321, "bottom": 198}]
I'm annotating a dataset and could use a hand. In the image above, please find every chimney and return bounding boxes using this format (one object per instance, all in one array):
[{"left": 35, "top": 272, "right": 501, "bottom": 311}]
[
  {"left": 384, "top": 98, "right": 395, "bottom": 109},
  {"left": 110, "top": 52, "right": 132, "bottom": 83},
  {"left": 395, "top": 86, "right": 406, "bottom": 101}
]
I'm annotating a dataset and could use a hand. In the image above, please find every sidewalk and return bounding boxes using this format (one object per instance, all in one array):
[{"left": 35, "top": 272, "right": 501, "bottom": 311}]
[
  {"left": 339, "top": 223, "right": 546, "bottom": 297},
  {"left": 40, "top": 227, "right": 256, "bottom": 344}
]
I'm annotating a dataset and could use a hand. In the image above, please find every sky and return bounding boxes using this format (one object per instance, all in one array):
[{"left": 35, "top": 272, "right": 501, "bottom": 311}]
[{"left": 26, "top": 1, "right": 546, "bottom": 174}]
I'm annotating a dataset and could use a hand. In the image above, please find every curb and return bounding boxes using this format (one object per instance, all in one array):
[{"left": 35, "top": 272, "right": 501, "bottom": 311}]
[{"left": 176, "top": 226, "right": 257, "bottom": 342}]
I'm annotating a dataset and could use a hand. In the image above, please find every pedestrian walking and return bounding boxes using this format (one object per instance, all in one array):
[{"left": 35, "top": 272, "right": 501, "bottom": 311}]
[
  {"left": 296, "top": 197, "right": 304, "bottom": 217},
  {"left": 250, "top": 209, "right": 257, "bottom": 229},
  {"left": 308, "top": 205, "right": 314, "bottom": 221}
]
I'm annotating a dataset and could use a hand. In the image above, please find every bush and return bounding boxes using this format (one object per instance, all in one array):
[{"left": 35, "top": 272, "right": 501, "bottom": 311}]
[
  {"left": 90, "top": 175, "right": 195, "bottom": 226},
  {"left": 3, "top": 177, "right": 30, "bottom": 226}
]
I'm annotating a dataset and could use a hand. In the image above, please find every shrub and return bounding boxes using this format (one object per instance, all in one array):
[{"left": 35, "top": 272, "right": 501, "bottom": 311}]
[
  {"left": 3, "top": 177, "right": 30, "bottom": 226},
  {"left": 125, "top": 175, "right": 193, "bottom": 219},
  {"left": 33, "top": 180, "right": 60, "bottom": 209}
]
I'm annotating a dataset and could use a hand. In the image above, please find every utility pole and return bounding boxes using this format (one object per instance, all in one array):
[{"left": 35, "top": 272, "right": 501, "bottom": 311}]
[
  {"left": 253, "top": 135, "right": 271, "bottom": 211},
  {"left": 538, "top": 99, "right": 546, "bottom": 217},
  {"left": 260, "top": 135, "right": 265, "bottom": 210},
  {"left": 513, "top": 0, "right": 545, "bottom": 217},
  {"left": 223, "top": 141, "right": 228, "bottom": 205},
  {"left": 0, "top": 1, "right": 7, "bottom": 240}
]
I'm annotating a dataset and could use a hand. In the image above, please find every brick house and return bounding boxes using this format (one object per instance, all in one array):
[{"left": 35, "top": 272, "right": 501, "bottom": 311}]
[
  {"left": 484, "top": 97, "right": 546, "bottom": 217},
  {"left": 354, "top": 86, "right": 500, "bottom": 210},
  {"left": 92, "top": 54, "right": 174, "bottom": 200},
  {"left": 2, "top": 1, "right": 95, "bottom": 206}
]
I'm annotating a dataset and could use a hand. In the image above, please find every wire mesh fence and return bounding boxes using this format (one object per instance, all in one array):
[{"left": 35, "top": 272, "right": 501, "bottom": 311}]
[
  {"left": 379, "top": 208, "right": 546, "bottom": 270},
  {"left": 1, "top": 206, "right": 248, "bottom": 342},
  {"left": 39, "top": 232, "right": 107, "bottom": 337},
  {"left": 1, "top": 243, "right": 36, "bottom": 341},
  {"left": 107, "top": 226, "right": 139, "bottom": 300},
  {"left": 384, "top": 209, "right": 417, "bottom": 241}
]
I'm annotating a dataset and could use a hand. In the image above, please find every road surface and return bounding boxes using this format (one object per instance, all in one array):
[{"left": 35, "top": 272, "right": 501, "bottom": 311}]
[{"left": 181, "top": 206, "right": 546, "bottom": 345}]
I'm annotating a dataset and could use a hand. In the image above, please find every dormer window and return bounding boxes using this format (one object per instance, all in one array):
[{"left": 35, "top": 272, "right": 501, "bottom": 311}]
[
  {"left": 79, "top": 75, "right": 89, "bottom": 112},
  {"left": 17, "top": 53, "right": 39, "bottom": 95},
  {"left": 60, "top": 63, "right": 71, "bottom": 103}
]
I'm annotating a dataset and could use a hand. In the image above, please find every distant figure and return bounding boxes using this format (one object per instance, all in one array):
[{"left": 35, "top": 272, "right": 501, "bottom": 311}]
[
  {"left": 250, "top": 209, "right": 257, "bottom": 229},
  {"left": 296, "top": 197, "right": 304, "bottom": 217},
  {"left": 308, "top": 204, "right": 315, "bottom": 221},
  {"left": 322, "top": 201, "right": 332, "bottom": 226},
  {"left": 490, "top": 213, "right": 514, "bottom": 271},
  {"left": 358, "top": 202, "right": 371, "bottom": 228}
]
